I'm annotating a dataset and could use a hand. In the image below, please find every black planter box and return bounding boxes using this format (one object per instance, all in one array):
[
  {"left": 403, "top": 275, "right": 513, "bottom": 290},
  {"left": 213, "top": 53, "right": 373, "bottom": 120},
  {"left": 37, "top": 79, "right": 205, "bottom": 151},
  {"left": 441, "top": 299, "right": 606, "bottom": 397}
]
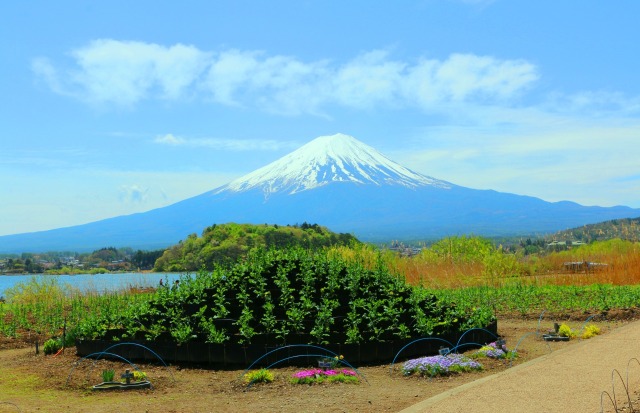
[{"left": 75, "top": 319, "right": 499, "bottom": 367}]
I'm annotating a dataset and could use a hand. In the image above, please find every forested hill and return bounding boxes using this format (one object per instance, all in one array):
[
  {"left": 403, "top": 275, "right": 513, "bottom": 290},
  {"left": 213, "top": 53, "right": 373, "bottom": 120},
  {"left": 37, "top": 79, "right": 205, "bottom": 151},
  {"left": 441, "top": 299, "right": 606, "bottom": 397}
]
[
  {"left": 550, "top": 217, "right": 640, "bottom": 243},
  {"left": 153, "top": 223, "right": 359, "bottom": 272}
]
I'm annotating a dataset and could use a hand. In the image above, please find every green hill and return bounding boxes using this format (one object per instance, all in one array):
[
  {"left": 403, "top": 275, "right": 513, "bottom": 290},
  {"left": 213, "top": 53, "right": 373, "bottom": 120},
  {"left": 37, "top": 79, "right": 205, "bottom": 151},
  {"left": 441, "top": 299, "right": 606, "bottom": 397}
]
[
  {"left": 548, "top": 217, "right": 640, "bottom": 244},
  {"left": 153, "top": 222, "right": 359, "bottom": 272}
]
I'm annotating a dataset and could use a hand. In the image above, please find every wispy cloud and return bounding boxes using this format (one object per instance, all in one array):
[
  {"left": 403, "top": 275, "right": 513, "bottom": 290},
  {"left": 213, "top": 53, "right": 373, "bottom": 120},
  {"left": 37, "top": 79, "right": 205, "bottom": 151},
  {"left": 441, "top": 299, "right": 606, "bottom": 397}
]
[
  {"left": 154, "top": 133, "right": 185, "bottom": 146},
  {"left": 33, "top": 40, "right": 538, "bottom": 114},
  {"left": 118, "top": 184, "right": 149, "bottom": 203},
  {"left": 33, "top": 39, "right": 211, "bottom": 106},
  {"left": 399, "top": 113, "right": 640, "bottom": 206},
  {"left": 153, "top": 134, "right": 299, "bottom": 151},
  {"left": 544, "top": 90, "right": 640, "bottom": 117},
  {"left": 0, "top": 148, "right": 91, "bottom": 168}
]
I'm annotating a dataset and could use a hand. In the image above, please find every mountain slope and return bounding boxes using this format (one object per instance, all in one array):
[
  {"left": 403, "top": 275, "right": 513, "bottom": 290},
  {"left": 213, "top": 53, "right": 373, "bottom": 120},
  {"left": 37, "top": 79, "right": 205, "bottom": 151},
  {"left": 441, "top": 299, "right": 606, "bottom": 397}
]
[{"left": 0, "top": 133, "right": 639, "bottom": 252}]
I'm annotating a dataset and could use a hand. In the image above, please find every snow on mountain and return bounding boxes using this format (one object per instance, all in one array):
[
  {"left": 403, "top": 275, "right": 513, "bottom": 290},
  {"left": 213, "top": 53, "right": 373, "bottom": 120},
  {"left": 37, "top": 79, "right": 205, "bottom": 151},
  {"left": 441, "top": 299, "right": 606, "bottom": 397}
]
[{"left": 217, "top": 133, "right": 450, "bottom": 197}]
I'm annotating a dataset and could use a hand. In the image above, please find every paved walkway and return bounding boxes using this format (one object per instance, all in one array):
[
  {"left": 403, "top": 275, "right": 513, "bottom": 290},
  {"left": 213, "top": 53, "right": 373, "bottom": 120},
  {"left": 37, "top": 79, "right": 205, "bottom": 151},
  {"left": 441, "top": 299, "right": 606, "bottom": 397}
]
[{"left": 400, "top": 319, "right": 640, "bottom": 413}]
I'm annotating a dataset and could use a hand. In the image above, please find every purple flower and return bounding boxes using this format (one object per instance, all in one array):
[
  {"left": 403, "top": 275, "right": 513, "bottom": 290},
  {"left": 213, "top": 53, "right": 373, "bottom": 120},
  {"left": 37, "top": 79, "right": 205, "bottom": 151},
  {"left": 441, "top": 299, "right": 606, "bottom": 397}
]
[
  {"left": 402, "top": 354, "right": 482, "bottom": 377},
  {"left": 476, "top": 342, "right": 513, "bottom": 359}
]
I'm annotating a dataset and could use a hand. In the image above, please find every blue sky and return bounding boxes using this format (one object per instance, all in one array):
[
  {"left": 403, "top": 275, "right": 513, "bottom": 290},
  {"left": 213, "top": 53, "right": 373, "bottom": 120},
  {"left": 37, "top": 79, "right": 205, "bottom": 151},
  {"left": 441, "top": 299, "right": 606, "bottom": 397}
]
[{"left": 2, "top": 1, "right": 640, "bottom": 237}]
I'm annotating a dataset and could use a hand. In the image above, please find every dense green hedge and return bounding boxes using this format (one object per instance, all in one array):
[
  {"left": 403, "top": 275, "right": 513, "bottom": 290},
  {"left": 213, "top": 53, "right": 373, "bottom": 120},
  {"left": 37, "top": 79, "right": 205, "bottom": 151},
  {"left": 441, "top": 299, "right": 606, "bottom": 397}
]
[{"left": 77, "top": 247, "right": 495, "bottom": 345}]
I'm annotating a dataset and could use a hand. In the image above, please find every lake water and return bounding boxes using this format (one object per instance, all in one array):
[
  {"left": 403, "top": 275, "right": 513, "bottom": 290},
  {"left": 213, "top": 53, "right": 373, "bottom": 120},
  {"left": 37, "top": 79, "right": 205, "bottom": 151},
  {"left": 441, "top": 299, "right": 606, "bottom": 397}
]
[{"left": 0, "top": 272, "right": 187, "bottom": 297}]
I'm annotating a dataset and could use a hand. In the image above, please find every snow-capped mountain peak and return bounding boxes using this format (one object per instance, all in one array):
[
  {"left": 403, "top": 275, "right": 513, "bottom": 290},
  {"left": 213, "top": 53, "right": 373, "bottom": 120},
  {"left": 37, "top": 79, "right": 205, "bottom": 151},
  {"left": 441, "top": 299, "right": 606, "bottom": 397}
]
[{"left": 217, "top": 133, "right": 450, "bottom": 196}]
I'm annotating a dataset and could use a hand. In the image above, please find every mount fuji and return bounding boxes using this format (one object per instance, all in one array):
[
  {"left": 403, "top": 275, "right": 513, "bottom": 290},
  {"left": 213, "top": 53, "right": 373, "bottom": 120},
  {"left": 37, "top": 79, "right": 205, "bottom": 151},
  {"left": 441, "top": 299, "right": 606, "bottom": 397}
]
[{"left": 1, "top": 133, "right": 639, "bottom": 252}]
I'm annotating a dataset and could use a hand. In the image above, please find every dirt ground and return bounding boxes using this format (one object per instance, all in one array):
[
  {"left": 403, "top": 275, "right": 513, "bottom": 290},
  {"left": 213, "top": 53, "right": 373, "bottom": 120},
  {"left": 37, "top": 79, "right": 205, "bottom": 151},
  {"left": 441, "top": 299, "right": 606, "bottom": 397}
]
[{"left": 0, "top": 312, "right": 634, "bottom": 413}]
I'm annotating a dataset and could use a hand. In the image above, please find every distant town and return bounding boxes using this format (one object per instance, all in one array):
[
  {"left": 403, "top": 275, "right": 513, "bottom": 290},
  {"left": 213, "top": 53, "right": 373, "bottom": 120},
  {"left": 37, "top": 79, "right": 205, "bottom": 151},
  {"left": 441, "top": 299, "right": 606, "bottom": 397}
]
[{"left": 0, "top": 247, "right": 163, "bottom": 274}]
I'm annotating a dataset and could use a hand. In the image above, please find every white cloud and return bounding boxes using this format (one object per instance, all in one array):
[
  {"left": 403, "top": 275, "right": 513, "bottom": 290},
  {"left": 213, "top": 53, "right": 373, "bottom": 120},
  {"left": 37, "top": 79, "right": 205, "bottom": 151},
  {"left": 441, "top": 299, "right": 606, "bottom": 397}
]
[
  {"left": 119, "top": 184, "right": 149, "bottom": 203},
  {"left": 154, "top": 133, "right": 185, "bottom": 145},
  {"left": 544, "top": 90, "right": 640, "bottom": 117},
  {"left": 32, "top": 57, "right": 65, "bottom": 95},
  {"left": 34, "top": 40, "right": 538, "bottom": 113},
  {"left": 154, "top": 134, "right": 299, "bottom": 151},
  {"left": 331, "top": 50, "right": 406, "bottom": 108},
  {"left": 403, "top": 54, "right": 538, "bottom": 109},
  {"left": 33, "top": 39, "right": 210, "bottom": 106}
]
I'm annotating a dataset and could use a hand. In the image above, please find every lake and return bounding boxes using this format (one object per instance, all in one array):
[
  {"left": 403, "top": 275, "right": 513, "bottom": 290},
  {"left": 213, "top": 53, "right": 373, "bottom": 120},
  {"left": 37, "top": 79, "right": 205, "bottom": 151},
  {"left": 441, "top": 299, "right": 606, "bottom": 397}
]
[{"left": 0, "top": 272, "right": 186, "bottom": 297}]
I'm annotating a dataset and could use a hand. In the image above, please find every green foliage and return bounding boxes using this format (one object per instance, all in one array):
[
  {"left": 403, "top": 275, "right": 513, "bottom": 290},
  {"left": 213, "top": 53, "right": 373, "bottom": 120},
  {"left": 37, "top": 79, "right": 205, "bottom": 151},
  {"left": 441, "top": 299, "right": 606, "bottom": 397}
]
[
  {"left": 416, "top": 236, "right": 527, "bottom": 278},
  {"left": 427, "top": 283, "right": 640, "bottom": 315},
  {"left": 170, "top": 321, "right": 194, "bottom": 344},
  {"left": 558, "top": 323, "right": 576, "bottom": 339},
  {"left": 550, "top": 239, "right": 636, "bottom": 261},
  {"left": 102, "top": 369, "right": 115, "bottom": 382},
  {"left": 72, "top": 247, "right": 494, "bottom": 345},
  {"left": 153, "top": 223, "right": 360, "bottom": 271},
  {"left": 290, "top": 369, "right": 359, "bottom": 385},
  {"left": 43, "top": 338, "right": 62, "bottom": 355},
  {"left": 131, "top": 249, "right": 165, "bottom": 270},
  {"left": 243, "top": 369, "right": 274, "bottom": 385},
  {"left": 4, "top": 276, "right": 75, "bottom": 305},
  {"left": 424, "top": 236, "right": 494, "bottom": 263},
  {"left": 582, "top": 324, "right": 601, "bottom": 339},
  {"left": 0, "top": 247, "right": 164, "bottom": 274},
  {"left": 549, "top": 217, "right": 640, "bottom": 243},
  {"left": 3, "top": 241, "right": 640, "bottom": 350},
  {"left": 199, "top": 317, "right": 229, "bottom": 343},
  {"left": 133, "top": 370, "right": 147, "bottom": 381}
]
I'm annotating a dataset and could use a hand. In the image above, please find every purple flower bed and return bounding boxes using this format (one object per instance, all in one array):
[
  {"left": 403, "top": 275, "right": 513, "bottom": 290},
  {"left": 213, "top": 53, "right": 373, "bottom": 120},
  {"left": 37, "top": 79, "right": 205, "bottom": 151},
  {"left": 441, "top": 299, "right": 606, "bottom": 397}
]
[{"left": 402, "top": 354, "right": 482, "bottom": 377}]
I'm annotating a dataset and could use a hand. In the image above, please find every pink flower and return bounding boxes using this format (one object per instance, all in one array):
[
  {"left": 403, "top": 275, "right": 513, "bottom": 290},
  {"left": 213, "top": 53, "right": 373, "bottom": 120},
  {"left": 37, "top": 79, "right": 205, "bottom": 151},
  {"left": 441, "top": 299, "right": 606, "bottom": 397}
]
[{"left": 293, "top": 369, "right": 322, "bottom": 379}]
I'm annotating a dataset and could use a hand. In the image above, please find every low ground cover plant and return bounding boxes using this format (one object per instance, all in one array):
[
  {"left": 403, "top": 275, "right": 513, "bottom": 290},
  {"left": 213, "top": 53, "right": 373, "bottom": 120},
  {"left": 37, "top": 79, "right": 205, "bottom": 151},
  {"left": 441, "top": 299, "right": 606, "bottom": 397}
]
[
  {"left": 291, "top": 368, "right": 359, "bottom": 385},
  {"left": 42, "top": 337, "right": 62, "bottom": 355},
  {"left": 244, "top": 369, "right": 274, "bottom": 385},
  {"left": 101, "top": 369, "right": 115, "bottom": 382},
  {"left": 558, "top": 323, "right": 577, "bottom": 339},
  {"left": 471, "top": 341, "right": 517, "bottom": 360},
  {"left": 133, "top": 370, "right": 147, "bottom": 381},
  {"left": 581, "top": 324, "right": 601, "bottom": 339},
  {"left": 402, "top": 353, "right": 482, "bottom": 377}
]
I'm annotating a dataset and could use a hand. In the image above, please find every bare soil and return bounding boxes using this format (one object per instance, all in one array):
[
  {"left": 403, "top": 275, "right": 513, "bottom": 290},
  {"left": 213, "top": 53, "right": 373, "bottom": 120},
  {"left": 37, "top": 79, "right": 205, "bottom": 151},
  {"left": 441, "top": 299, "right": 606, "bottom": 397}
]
[{"left": 0, "top": 312, "right": 634, "bottom": 413}]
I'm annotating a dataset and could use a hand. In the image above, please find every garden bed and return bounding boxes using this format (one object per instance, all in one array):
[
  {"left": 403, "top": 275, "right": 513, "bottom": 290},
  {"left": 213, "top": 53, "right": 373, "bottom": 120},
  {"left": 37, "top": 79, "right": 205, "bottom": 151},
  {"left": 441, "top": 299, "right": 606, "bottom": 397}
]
[
  {"left": 76, "top": 320, "right": 497, "bottom": 366},
  {"left": 0, "top": 317, "right": 625, "bottom": 413},
  {"left": 73, "top": 248, "right": 497, "bottom": 365}
]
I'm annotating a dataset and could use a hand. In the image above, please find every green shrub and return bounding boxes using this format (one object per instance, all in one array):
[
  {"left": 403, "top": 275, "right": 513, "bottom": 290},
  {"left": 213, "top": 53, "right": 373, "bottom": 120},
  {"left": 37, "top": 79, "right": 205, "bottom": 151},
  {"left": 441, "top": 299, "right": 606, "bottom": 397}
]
[
  {"left": 42, "top": 338, "right": 62, "bottom": 355},
  {"left": 558, "top": 323, "right": 576, "bottom": 339},
  {"left": 102, "top": 369, "right": 115, "bottom": 382},
  {"left": 243, "top": 369, "right": 274, "bottom": 385},
  {"left": 582, "top": 324, "right": 601, "bottom": 339},
  {"left": 133, "top": 370, "right": 147, "bottom": 381}
]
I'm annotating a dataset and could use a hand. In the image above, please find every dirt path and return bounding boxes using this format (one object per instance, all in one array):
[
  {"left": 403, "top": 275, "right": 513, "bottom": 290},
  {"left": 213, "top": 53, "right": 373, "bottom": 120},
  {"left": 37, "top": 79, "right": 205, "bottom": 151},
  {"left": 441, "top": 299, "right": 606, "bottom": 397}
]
[{"left": 0, "top": 318, "right": 628, "bottom": 413}]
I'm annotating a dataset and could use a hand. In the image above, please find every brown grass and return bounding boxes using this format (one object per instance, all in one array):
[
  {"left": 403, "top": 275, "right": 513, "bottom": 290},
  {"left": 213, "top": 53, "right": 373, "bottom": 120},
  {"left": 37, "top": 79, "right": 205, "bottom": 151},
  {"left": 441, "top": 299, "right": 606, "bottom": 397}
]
[{"left": 352, "top": 240, "right": 640, "bottom": 289}]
